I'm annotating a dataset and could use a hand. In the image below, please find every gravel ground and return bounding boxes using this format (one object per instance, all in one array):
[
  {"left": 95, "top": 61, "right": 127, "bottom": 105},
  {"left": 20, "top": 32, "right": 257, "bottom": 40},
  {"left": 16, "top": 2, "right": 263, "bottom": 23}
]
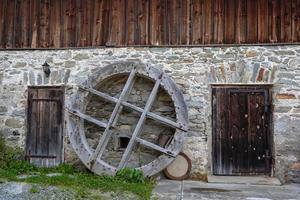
[
  {"left": 0, "top": 182, "right": 139, "bottom": 200},
  {"left": 153, "top": 180, "right": 300, "bottom": 200},
  {"left": 0, "top": 182, "right": 75, "bottom": 200}
]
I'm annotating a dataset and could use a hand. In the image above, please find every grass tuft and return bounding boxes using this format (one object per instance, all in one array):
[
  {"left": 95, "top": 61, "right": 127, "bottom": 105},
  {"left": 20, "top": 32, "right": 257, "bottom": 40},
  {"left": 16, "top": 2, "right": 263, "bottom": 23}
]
[{"left": 0, "top": 136, "right": 154, "bottom": 199}]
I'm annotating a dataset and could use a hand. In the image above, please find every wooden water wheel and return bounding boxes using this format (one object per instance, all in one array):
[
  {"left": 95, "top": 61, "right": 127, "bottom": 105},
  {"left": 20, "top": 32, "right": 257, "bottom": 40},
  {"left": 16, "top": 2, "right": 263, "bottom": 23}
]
[{"left": 66, "top": 62, "right": 188, "bottom": 176}]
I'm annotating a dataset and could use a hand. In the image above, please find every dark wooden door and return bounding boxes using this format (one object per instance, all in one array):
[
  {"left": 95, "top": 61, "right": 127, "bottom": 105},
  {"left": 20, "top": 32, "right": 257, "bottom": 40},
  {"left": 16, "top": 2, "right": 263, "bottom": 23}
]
[
  {"left": 212, "top": 85, "right": 272, "bottom": 175},
  {"left": 26, "top": 86, "right": 64, "bottom": 167}
]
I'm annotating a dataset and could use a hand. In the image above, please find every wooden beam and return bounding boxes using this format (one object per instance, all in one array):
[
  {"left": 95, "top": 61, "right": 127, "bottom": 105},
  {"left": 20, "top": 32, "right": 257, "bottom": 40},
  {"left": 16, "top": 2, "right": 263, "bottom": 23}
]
[
  {"left": 67, "top": 108, "right": 107, "bottom": 128},
  {"left": 112, "top": 76, "right": 136, "bottom": 127},
  {"left": 79, "top": 85, "right": 186, "bottom": 131},
  {"left": 117, "top": 73, "right": 163, "bottom": 170},
  {"left": 135, "top": 137, "right": 175, "bottom": 157}
]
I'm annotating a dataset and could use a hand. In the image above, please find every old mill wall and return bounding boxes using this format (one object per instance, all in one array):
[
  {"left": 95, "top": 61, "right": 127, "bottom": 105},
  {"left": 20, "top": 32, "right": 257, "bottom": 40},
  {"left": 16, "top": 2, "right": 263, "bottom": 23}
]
[{"left": 0, "top": 46, "right": 299, "bottom": 183}]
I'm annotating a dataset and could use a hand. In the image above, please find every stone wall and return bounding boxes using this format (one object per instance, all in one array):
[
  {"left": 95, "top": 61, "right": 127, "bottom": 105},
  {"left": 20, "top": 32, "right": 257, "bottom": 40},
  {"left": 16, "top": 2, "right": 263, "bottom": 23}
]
[{"left": 0, "top": 45, "right": 299, "bottom": 183}]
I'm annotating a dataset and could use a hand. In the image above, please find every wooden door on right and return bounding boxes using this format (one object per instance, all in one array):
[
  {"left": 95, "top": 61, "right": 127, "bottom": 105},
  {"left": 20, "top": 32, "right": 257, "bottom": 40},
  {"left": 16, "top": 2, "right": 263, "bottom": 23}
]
[{"left": 212, "top": 85, "right": 272, "bottom": 176}]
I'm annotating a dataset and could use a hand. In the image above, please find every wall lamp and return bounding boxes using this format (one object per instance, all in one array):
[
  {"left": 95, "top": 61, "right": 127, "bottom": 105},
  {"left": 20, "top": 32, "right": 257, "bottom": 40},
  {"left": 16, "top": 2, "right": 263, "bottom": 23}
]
[{"left": 42, "top": 61, "right": 51, "bottom": 77}]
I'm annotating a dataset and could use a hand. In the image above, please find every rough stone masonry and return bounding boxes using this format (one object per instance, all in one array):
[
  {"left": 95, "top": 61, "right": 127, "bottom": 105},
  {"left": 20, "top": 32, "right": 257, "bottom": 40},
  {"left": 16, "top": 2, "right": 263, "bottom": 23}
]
[{"left": 0, "top": 45, "right": 299, "bottom": 183}]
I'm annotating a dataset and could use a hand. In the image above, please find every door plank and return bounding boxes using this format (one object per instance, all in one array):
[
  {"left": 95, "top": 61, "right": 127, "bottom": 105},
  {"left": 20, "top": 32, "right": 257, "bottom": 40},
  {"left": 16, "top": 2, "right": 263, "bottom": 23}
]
[
  {"left": 26, "top": 87, "right": 64, "bottom": 167},
  {"left": 212, "top": 86, "right": 272, "bottom": 175}
]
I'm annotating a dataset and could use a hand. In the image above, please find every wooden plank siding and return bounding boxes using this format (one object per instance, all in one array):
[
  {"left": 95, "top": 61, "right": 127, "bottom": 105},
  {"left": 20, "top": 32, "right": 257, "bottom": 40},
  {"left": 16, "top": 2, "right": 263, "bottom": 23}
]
[{"left": 0, "top": 0, "right": 299, "bottom": 48}]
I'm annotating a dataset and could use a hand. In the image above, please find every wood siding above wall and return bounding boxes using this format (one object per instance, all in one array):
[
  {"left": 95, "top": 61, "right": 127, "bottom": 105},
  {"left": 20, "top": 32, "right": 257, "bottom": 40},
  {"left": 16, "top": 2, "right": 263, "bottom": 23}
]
[{"left": 0, "top": 0, "right": 299, "bottom": 49}]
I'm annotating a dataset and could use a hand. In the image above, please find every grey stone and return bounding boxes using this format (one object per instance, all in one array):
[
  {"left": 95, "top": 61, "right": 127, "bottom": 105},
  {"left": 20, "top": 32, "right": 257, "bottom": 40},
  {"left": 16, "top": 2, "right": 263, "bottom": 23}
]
[
  {"left": 65, "top": 61, "right": 76, "bottom": 68},
  {"left": 250, "top": 63, "right": 260, "bottom": 82},
  {"left": 12, "top": 109, "right": 25, "bottom": 117},
  {"left": 73, "top": 53, "right": 89, "bottom": 60},
  {"left": 0, "top": 106, "right": 7, "bottom": 114},
  {"left": 274, "top": 106, "right": 292, "bottom": 113},
  {"left": 29, "top": 71, "right": 35, "bottom": 85},
  {"left": 277, "top": 72, "right": 295, "bottom": 79},
  {"left": 9, "top": 70, "right": 21, "bottom": 75},
  {"left": 289, "top": 58, "right": 300, "bottom": 67},
  {"left": 263, "top": 70, "right": 270, "bottom": 82},
  {"left": 13, "top": 62, "right": 27, "bottom": 68},
  {"left": 149, "top": 48, "right": 169, "bottom": 53},
  {"left": 23, "top": 72, "right": 28, "bottom": 84},
  {"left": 217, "top": 53, "right": 235, "bottom": 59},
  {"left": 268, "top": 56, "right": 281, "bottom": 63},
  {"left": 167, "top": 55, "right": 179, "bottom": 60},
  {"left": 64, "top": 69, "right": 71, "bottom": 84},
  {"left": 50, "top": 70, "right": 58, "bottom": 84},
  {"left": 5, "top": 118, "right": 23, "bottom": 128},
  {"left": 274, "top": 50, "right": 295, "bottom": 56},
  {"left": 276, "top": 78, "right": 298, "bottom": 85},
  {"left": 37, "top": 74, "right": 42, "bottom": 85},
  {"left": 46, "top": 57, "right": 53, "bottom": 63},
  {"left": 59, "top": 50, "right": 72, "bottom": 59}
]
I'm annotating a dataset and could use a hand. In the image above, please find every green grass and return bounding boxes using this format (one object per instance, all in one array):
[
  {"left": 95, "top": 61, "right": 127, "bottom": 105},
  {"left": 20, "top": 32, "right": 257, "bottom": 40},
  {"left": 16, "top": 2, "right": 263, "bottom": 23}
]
[
  {"left": 0, "top": 136, "right": 154, "bottom": 200},
  {"left": 0, "top": 164, "right": 154, "bottom": 199}
]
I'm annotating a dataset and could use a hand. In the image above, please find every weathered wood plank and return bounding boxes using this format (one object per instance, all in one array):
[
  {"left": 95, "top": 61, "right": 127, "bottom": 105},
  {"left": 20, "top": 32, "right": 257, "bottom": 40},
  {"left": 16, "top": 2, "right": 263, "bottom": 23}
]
[
  {"left": 92, "top": 0, "right": 106, "bottom": 46},
  {"left": 49, "top": 0, "right": 61, "bottom": 48},
  {"left": 107, "top": 0, "right": 125, "bottom": 45},
  {"left": 19, "top": 0, "right": 31, "bottom": 47},
  {"left": 136, "top": 0, "right": 149, "bottom": 45},
  {"left": 292, "top": 0, "right": 300, "bottom": 42},
  {"left": 67, "top": 108, "right": 107, "bottom": 128},
  {"left": 203, "top": 0, "right": 212, "bottom": 44},
  {"left": 280, "top": 0, "right": 292, "bottom": 42},
  {"left": 4, "top": 0, "right": 15, "bottom": 48},
  {"left": 63, "top": 0, "right": 76, "bottom": 47},
  {"left": 191, "top": 0, "right": 203, "bottom": 44},
  {"left": 135, "top": 137, "right": 176, "bottom": 157},
  {"left": 39, "top": 0, "right": 50, "bottom": 48},
  {"left": 269, "top": 0, "right": 280, "bottom": 43},
  {"left": 125, "top": 0, "right": 136, "bottom": 45},
  {"left": 150, "top": 0, "right": 167, "bottom": 45},
  {"left": 224, "top": 0, "right": 235, "bottom": 43},
  {"left": 238, "top": 0, "right": 247, "bottom": 43},
  {"left": 0, "top": 0, "right": 6, "bottom": 48},
  {"left": 14, "top": 0, "right": 22, "bottom": 48},
  {"left": 258, "top": 0, "right": 268, "bottom": 43},
  {"left": 213, "top": 0, "right": 224, "bottom": 44},
  {"left": 180, "top": 0, "right": 190, "bottom": 44},
  {"left": 76, "top": 0, "right": 93, "bottom": 46},
  {"left": 30, "top": 0, "right": 40, "bottom": 48},
  {"left": 167, "top": 0, "right": 180, "bottom": 45},
  {"left": 247, "top": 0, "right": 258, "bottom": 43}
]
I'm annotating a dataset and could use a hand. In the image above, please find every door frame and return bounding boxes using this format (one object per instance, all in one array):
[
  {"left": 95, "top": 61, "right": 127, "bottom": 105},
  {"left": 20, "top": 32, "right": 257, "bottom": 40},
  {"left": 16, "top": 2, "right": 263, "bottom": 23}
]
[
  {"left": 25, "top": 85, "right": 65, "bottom": 167},
  {"left": 208, "top": 84, "right": 274, "bottom": 176}
]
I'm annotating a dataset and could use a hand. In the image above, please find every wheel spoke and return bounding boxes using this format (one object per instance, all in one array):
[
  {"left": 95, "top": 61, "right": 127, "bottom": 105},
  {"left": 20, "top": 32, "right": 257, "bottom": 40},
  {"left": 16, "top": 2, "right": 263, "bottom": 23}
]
[
  {"left": 79, "top": 86, "right": 187, "bottom": 131},
  {"left": 117, "top": 73, "right": 163, "bottom": 170},
  {"left": 88, "top": 67, "right": 137, "bottom": 168},
  {"left": 135, "top": 137, "right": 176, "bottom": 157},
  {"left": 67, "top": 108, "right": 107, "bottom": 128}
]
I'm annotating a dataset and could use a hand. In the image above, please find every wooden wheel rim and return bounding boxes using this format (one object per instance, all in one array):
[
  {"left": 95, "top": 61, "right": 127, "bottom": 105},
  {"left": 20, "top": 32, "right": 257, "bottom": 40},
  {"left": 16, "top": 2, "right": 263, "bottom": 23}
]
[{"left": 66, "top": 62, "right": 188, "bottom": 176}]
